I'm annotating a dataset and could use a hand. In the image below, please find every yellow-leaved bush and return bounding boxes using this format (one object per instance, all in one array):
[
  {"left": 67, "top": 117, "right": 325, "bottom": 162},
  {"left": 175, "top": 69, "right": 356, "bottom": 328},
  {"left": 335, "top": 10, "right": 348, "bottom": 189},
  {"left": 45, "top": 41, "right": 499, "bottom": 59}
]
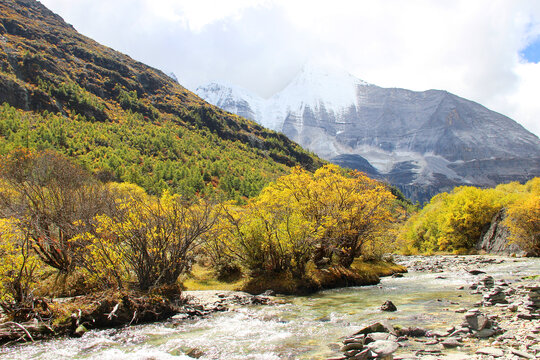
[
  {"left": 0, "top": 218, "right": 40, "bottom": 308},
  {"left": 211, "top": 165, "right": 396, "bottom": 277},
  {"left": 80, "top": 182, "right": 218, "bottom": 291},
  {"left": 400, "top": 178, "right": 539, "bottom": 254},
  {"left": 503, "top": 178, "right": 540, "bottom": 255}
]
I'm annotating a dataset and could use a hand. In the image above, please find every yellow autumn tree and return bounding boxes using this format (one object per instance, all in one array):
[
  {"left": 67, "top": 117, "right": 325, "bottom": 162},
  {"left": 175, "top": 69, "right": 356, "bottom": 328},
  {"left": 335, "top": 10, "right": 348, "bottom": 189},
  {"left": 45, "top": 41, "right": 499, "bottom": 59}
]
[
  {"left": 0, "top": 218, "right": 40, "bottom": 310},
  {"left": 400, "top": 178, "right": 540, "bottom": 254},
  {"left": 85, "top": 183, "right": 218, "bottom": 291},
  {"left": 504, "top": 192, "right": 540, "bottom": 256},
  {"left": 400, "top": 186, "right": 502, "bottom": 253},
  {"left": 0, "top": 149, "right": 113, "bottom": 274},
  {"left": 216, "top": 165, "right": 396, "bottom": 277}
]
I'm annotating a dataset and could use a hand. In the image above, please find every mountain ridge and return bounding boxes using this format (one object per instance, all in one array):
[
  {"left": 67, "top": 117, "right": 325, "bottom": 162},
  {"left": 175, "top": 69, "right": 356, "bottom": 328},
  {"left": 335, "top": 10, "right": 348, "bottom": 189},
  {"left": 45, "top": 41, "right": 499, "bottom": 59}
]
[{"left": 196, "top": 64, "right": 540, "bottom": 202}]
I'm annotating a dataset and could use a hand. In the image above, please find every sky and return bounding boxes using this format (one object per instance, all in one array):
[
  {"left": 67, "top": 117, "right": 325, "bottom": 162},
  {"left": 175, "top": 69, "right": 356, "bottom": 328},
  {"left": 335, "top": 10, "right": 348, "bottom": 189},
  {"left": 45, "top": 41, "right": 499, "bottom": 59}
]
[{"left": 39, "top": 0, "right": 540, "bottom": 137}]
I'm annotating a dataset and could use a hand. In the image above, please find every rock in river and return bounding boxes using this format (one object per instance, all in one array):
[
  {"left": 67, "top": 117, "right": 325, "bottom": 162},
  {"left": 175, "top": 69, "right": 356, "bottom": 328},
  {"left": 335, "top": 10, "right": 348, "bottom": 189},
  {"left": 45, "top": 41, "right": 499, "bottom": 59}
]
[
  {"left": 380, "top": 300, "right": 397, "bottom": 312},
  {"left": 366, "top": 340, "right": 398, "bottom": 358}
]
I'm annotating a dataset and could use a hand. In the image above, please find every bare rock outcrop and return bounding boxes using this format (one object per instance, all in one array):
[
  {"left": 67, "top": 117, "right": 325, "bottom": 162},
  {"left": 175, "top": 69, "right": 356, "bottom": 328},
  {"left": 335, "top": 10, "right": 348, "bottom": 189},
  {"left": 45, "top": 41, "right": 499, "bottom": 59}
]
[{"left": 476, "top": 209, "right": 524, "bottom": 255}]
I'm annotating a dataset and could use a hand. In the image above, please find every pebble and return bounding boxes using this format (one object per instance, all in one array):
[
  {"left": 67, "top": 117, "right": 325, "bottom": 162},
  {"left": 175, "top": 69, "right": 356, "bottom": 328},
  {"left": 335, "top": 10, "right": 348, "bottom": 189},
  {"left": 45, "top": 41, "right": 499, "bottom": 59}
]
[
  {"left": 441, "top": 337, "right": 461, "bottom": 348},
  {"left": 476, "top": 347, "right": 504, "bottom": 357},
  {"left": 510, "top": 348, "right": 534, "bottom": 359}
]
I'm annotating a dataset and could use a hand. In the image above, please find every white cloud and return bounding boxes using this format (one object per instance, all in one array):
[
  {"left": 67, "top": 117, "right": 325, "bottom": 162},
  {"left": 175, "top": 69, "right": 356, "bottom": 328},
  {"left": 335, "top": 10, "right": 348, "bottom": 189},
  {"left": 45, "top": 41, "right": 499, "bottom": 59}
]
[
  {"left": 502, "top": 61, "right": 540, "bottom": 135},
  {"left": 39, "top": 0, "right": 540, "bottom": 136}
]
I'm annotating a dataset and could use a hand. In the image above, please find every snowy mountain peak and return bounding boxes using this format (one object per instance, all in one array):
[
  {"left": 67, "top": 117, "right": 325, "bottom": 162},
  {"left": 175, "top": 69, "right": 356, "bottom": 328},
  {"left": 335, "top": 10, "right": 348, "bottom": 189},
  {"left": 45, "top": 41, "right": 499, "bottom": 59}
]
[
  {"left": 273, "top": 63, "right": 370, "bottom": 113},
  {"left": 295, "top": 62, "right": 370, "bottom": 87},
  {"left": 196, "top": 65, "right": 540, "bottom": 203},
  {"left": 196, "top": 81, "right": 262, "bottom": 105},
  {"left": 195, "top": 81, "right": 266, "bottom": 125}
]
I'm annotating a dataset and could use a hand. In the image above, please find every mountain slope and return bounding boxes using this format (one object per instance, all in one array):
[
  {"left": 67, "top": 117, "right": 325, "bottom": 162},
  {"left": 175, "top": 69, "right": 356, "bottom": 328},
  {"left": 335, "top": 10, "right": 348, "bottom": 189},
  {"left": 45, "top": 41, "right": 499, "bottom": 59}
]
[
  {"left": 0, "top": 0, "right": 323, "bottom": 199},
  {"left": 197, "top": 64, "right": 540, "bottom": 202}
]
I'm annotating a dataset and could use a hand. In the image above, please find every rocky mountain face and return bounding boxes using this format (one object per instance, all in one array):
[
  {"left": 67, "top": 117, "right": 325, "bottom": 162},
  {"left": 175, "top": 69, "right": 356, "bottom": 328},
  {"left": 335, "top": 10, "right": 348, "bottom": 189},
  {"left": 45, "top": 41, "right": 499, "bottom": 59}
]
[{"left": 197, "top": 64, "right": 540, "bottom": 203}]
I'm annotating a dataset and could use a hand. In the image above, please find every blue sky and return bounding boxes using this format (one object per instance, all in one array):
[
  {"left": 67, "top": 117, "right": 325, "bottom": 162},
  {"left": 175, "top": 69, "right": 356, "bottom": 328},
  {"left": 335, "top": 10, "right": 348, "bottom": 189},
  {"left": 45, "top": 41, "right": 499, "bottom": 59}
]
[{"left": 521, "top": 37, "right": 540, "bottom": 63}]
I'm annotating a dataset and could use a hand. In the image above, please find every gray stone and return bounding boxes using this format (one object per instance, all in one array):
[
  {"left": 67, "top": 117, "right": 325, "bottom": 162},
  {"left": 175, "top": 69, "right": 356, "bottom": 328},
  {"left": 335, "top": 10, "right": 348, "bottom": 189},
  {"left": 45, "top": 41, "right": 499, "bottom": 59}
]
[
  {"left": 366, "top": 340, "right": 399, "bottom": 357},
  {"left": 349, "top": 348, "right": 370, "bottom": 360},
  {"left": 468, "top": 269, "right": 486, "bottom": 275},
  {"left": 400, "top": 327, "right": 427, "bottom": 337},
  {"left": 341, "top": 342, "right": 364, "bottom": 352},
  {"left": 483, "top": 289, "right": 508, "bottom": 306},
  {"left": 510, "top": 348, "right": 534, "bottom": 359},
  {"left": 365, "top": 332, "right": 398, "bottom": 344},
  {"left": 479, "top": 275, "right": 495, "bottom": 288},
  {"left": 380, "top": 300, "right": 397, "bottom": 312},
  {"left": 465, "top": 311, "right": 490, "bottom": 331},
  {"left": 474, "top": 328, "right": 496, "bottom": 338},
  {"left": 476, "top": 347, "right": 504, "bottom": 357},
  {"left": 354, "top": 321, "right": 395, "bottom": 336},
  {"left": 344, "top": 349, "right": 362, "bottom": 357},
  {"left": 344, "top": 334, "right": 366, "bottom": 345},
  {"left": 425, "top": 330, "right": 447, "bottom": 338},
  {"left": 441, "top": 337, "right": 461, "bottom": 348}
]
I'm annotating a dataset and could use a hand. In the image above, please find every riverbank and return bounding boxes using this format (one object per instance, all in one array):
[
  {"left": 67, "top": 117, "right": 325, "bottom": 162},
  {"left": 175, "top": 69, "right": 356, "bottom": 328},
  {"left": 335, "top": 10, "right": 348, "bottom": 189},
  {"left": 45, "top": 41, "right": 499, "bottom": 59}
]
[
  {"left": 0, "top": 288, "right": 273, "bottom": 346},
  {"left": 332, "top": 255, "right": 540, "bottom": 360},
  {"left": 0, "top": 259, "right": 405, "bottom": 346},
  {"left": 185, "top": 260, "right": 407, "bottom": 295}
]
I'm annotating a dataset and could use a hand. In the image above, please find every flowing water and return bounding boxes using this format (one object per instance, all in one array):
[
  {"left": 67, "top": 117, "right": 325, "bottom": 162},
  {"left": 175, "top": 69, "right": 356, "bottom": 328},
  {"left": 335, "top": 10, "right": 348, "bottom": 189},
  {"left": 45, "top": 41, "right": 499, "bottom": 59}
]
[{"left": 2, "top": 257, "right": 539, "bottom": 360}]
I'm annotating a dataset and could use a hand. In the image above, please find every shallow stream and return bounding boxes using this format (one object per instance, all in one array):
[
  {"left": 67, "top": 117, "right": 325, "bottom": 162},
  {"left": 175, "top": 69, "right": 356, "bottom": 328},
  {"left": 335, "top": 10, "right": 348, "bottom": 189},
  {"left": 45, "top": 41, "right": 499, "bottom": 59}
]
[{"left": 2, "top": 257, "right": 539, "bottom": 360}]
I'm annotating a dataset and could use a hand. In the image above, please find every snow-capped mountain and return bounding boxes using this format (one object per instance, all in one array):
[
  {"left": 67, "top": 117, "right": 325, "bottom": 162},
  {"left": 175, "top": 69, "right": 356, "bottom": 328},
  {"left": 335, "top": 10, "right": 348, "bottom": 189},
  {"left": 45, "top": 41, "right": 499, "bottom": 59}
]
[{"left": 196, "top": 64, "right": 540, "bottom": 203}]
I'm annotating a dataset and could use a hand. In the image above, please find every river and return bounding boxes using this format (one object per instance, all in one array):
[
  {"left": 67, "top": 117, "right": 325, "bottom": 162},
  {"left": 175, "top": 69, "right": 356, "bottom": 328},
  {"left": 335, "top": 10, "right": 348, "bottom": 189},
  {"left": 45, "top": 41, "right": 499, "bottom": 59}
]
[{"left": 2, "top": 256, "right": 539, "bottom": 360}]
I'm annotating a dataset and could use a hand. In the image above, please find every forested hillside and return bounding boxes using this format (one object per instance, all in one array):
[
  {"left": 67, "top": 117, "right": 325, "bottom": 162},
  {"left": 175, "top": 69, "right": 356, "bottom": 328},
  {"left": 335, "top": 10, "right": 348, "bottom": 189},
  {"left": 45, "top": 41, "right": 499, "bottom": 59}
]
[{"left": 0, "top": 0, "right": 322, "bottom": 200}]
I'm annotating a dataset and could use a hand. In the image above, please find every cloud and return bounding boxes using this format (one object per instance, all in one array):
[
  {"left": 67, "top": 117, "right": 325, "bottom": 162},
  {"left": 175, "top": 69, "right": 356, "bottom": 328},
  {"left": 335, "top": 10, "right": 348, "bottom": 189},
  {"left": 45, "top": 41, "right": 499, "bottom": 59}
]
[{"left": 40, "top": 0, "right": 540, "bottom": 136}]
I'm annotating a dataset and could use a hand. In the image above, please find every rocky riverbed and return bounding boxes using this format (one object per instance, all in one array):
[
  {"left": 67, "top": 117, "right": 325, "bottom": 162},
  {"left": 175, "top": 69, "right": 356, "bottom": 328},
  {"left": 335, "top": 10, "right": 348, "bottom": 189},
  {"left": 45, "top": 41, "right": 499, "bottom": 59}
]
[
  {"left": 1, "top": 255, "right": 538, "bottom": 360},
  {"left": 332, "top": 255, "right": 540, "bottom": 360}
]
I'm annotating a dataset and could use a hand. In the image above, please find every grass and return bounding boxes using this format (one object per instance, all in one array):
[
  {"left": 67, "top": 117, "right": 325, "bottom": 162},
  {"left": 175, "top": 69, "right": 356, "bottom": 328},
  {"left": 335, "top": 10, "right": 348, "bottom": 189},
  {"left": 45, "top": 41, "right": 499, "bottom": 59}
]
[
  {"left": 352, "top": 259, "right": 407, "bottom": 277},
  {"left": 182, "top": 259, "right": 407, "bottom": 295},
  {"left": 181, "top": 264, "right": 245, "bottom": 291}
]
